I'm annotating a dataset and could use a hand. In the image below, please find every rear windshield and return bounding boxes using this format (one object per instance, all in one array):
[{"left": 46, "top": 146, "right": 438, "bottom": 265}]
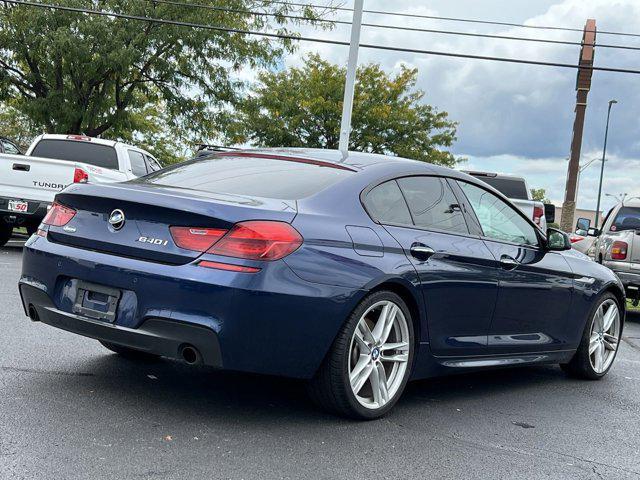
[
  {"left": 31, "top": 139, "right": 118, "bottom": 169},
  {"left": 476, "top": 176, "right": 528, "bottom": 200},
  {"left": 138, "top": 155, "right": 353, "bottom": 200},
  {"left": 612, "top": 207, "right": 640, "bottom": 231}
]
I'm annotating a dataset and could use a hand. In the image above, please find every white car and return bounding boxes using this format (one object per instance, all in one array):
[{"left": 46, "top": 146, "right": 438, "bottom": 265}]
[{"left": 0, "top": 134, "right": 162, "bottom": 245}]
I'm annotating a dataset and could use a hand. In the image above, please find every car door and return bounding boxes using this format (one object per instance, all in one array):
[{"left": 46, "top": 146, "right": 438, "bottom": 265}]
[
  {"left": 364, "top": 176, "right": 499, "bottom": 357},
  {"left": 456, "top": 180, "right": 574, "bottom": 354}
]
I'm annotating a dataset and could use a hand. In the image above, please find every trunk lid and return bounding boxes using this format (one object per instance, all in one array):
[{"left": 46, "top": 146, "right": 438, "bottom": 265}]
[{"left": 50, "top": 182, "right": 297, "bottom": 264}]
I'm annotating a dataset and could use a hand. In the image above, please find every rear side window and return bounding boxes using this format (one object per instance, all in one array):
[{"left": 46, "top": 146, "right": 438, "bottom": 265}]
[
  {"left": 128, "top": 150, "right": 148, "bottom": 176},
  {"left": 475, "top": 176, "right": 528, "bottom": 200},
  {"left": 612, "top": 207, "right": 640, "bottom": 231},
  {"left": 397, "top": 176, "right": 469, "bottom": 234},
  {"left": 31, "top": 139, "right": 118, "bottom": 169},
  {"left": 364, "top": 180, "right": 413, "bottom": 225},
  {"left": 139, "top": 155, "right": 353, "bottom": 200}
]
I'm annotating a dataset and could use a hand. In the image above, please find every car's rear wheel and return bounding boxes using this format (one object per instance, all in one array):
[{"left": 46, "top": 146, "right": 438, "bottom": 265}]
[
  {"left": 307, "top": 291, "right": 414, "bottom": 420},
  {"left": 99, "top": 340, "right": 159, "bottom": 361},
  {"left": 0, "top": 224, "right": 12, "bottom": 247},
  {"left": 561, "top": 292, "right": 623, "bottom": 379}
]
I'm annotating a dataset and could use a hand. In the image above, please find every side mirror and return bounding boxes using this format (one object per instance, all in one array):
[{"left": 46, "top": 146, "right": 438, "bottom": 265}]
[
  {"left": 546, "top": 228, "right": 571, "bottom": 251},
  {"left": 544, "top": 204, "right": 556, "bottom": 224},
  {"left": 587, "top": 227, "right": 601, "bottom": 237},
  {"left": 575, "top": 217, "right": 591, "bottom": 233}
]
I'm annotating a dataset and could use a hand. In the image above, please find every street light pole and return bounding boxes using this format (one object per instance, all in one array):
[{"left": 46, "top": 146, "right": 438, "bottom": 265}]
[
  {"left": 338, "top": 0, "right": 364, "bottom": 156},
  {"left": 594, "top": 99, "right": 618, "bottom": 228}
]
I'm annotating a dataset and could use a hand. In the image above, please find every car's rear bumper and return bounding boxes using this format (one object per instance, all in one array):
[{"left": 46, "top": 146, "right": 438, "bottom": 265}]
[
  {"left": 603, "top": 260, "right": 640, "bottom": 292},
  {"left": 19, "top": 282, "right": 223, "bottom": 366},
  {"left": 19, "top": 235, "right": 362, "bottom": 379},
  {"left": 0, "top": 196, "right": 50, "bottom": 227}
]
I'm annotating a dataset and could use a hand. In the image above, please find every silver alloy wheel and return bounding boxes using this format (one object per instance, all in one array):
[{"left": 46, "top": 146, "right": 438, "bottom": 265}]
[
  {"left": 348, "top": 300, "right": 410, "bottom": 410},
  {"left": 589, "top": 299, "right": 621, "bottom": 374}
]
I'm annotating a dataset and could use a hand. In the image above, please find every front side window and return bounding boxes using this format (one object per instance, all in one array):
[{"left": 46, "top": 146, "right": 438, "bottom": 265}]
[
  {"left": 145, "top": 155, "right": 162, "bottom": 172},
  {"left": 397, "top": 176, "right": 469, "bottom": 234},
  {"left": 364, "top": 180, "right": 413, "bottom": 226},
  {"left": 128, "top": 150, "right": 148, "bottom": 176},
  {"left": 458, "top": 181, "right": 539, "bottom": 246}
]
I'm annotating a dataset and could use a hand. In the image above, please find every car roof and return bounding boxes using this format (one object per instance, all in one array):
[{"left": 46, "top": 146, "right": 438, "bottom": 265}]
[{"left": 212, "top": 147, "right": 467, "bottom": 177}]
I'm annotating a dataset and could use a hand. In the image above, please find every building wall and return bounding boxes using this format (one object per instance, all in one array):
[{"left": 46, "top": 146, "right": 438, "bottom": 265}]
[{"left": 554, "top": 205, "right": 602, "bottom": 231}]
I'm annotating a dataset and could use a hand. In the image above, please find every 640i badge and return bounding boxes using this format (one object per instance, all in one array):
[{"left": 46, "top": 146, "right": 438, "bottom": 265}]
[{"left": 137, "top": 236, "right": 168, "bottom": 246}]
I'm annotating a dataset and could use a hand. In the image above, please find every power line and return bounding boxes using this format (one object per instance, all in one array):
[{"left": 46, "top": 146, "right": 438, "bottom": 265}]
[
  {"left": 4, "top": 0, "right": 640, "bottom": 75},
  {"left": 127, "top": 0, "right": 640, "bottom": 52},
  {"left": 251, "top": 0, "right": 640, "bottom": 39}
]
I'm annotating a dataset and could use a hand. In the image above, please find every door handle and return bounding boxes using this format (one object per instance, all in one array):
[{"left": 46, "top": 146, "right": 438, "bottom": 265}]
[
  {"left": 410, "top": 244, "right": 435, "bottom": 261},
  {"left": 12, "top": 163, "right": 30, "bottom": 171},
  {"left": 500, "top": 255, "right": 519, "bottom": 269}
]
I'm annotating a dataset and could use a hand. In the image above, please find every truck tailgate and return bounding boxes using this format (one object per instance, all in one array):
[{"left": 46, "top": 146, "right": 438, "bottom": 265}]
[{"left": 0, "top": 153, "right": 77, "bottom": 202}]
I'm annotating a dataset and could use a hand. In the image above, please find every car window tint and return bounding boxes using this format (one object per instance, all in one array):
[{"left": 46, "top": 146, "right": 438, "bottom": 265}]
[
  {"left": 128, "top": 150, "right": 148, "bottom": 176},
  {"left": 139, "top": 155, "right": 353, "bottom": 200},
  {"left": 476, "top": 176, "right": 529, "bottom": 200},
  {"left": 458, "top": 181, "right": 538, "bottom": 246},
  {"left": 364, "top": 180, "right": 413, "bottom": 225},
  {"left": 397, "top": 176, "right": 468, "bottom": 234},
  {"left": 31, "top": 139, "right": 118, "bottom": 169},
  {"left": 612, "top": 207, "right": 640, "bottom": 231}
]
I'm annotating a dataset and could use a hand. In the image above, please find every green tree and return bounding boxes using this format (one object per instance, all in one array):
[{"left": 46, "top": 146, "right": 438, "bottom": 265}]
[
  {"left": 530, "top": 188, "right": 550, "bottom": 203},
  {"left": 0, "top": 1, "right": 323, "bottom": 162},
  {"left": 230, "top": 54, "right": 460, "bottom": 166},
  {"left": 0, "top": 101, "right": 40, "bottom": 149}
]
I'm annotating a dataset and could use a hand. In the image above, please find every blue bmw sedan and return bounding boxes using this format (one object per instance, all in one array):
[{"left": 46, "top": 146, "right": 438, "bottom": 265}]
[{"left": 19, "top": 149, "right": 625, "bottom": 419}]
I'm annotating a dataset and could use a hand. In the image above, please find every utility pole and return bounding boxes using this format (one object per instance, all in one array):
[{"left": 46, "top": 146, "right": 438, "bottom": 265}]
[
  {"left": 338, "top": 0, "right": 364, "bottom": 156},
  {"left": 594, "top": 99, "right": 617, "bottom": 228},
  {"left": 560, "top": 19, "right": 596, "bottom": 233}
]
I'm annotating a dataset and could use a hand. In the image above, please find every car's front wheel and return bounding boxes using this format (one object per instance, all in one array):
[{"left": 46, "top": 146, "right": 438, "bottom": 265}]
[
  {"left": 561, "top": 292, "right": 623, "bottom": 379},
  {"left": 307, "top": 290, "right": 415, "bottom": 419}
]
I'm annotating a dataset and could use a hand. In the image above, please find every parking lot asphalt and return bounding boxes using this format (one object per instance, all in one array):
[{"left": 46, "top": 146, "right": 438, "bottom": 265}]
[{"left": 2, "top": 241, "right": 640, "bottom": 480}]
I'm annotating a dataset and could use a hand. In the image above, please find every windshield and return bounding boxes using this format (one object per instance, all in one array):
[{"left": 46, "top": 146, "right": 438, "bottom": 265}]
[
  {"left": 611, "top": 206, "right": 640, "bottom": 231},
  {"left": 31, "top": 139, "right": 119, "bottom": 169}
]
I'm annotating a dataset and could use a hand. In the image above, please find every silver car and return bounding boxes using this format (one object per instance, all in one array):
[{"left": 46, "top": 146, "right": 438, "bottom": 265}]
[{"left": 578, "top": 200, "right": 640, "bottom": 304}]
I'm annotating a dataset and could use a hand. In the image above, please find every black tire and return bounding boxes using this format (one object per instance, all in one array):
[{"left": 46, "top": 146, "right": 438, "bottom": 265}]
[
  {"left": 25, "top": 225, "right": 38, "bottom": 237},
  {"left": 99, "top": 340, "right": 159, "bottom": 361},
  {"left": 0, "top": 224, "right": 12, "bottom": 247},
  {"left": 561, "top": 292, "right": 623, "bottom": 380},
  {"left": 307, "top": 290, "right": 415, "bottom": 420}
]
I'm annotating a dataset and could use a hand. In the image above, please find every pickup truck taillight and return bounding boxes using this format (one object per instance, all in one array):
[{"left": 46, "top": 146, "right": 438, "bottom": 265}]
[
  {"left": 73, "top": 167, "right": 89, "bottom": 183},
  {"left": 41, "top": 202, "right": 76, "bottom": 227},
  {"left": 611, "top": 241, "right": 628, "bottom": 260},
  {"left": 533, "top": 205, "right": 544, "bottom": 226}
]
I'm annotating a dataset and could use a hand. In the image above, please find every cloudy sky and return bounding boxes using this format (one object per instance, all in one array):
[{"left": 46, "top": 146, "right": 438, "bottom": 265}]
[{"left": 264, "top": 0, "right": 640, "bottom": 212}]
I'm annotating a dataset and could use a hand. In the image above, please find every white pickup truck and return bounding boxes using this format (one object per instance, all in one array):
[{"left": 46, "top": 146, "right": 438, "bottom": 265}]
[
  {"left": 463, "top": 171, "right": 551, "bottom": 231},
  {"left": 0, "top": 134, "right": 162, "bottom": 246}
]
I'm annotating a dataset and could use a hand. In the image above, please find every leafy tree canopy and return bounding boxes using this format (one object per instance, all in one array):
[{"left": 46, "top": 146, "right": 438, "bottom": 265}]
[
  {"left": 0, "top": 0, "right": 323, "bottom": 163},
  {"left": 530, "top": 188, "right": 550, "bottom": 203},
  {"left": 229, "top": 54, "right": 460, "bottom": 166}
]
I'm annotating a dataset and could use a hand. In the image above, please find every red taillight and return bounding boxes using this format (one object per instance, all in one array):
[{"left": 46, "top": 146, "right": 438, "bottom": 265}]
[
  {"left": 198, "top": 260, "right": 261, "bottom": 273},
  {"left": 533, "top": 205, "right": 544, "bottom": 225},
  {"left": 170, "top": 227, "right": 228, "bottom": 252},
  {"left": 73, "top": 167, "right": 89, "bottom": 183},
  {"left": 41, "top": 202, "right": 76, "bottom": 227},
  {"left": 611, "top": 241, "right": 628, "bottom": 260},
  {"left": 67, "top": 135, "right": 92, "bottom": 142},
  {"left": 569, "top": 234, "right": 584, "bottom": 244},
  {"left": 208, "top": 220, "right": 302, "bottom": 260}
]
